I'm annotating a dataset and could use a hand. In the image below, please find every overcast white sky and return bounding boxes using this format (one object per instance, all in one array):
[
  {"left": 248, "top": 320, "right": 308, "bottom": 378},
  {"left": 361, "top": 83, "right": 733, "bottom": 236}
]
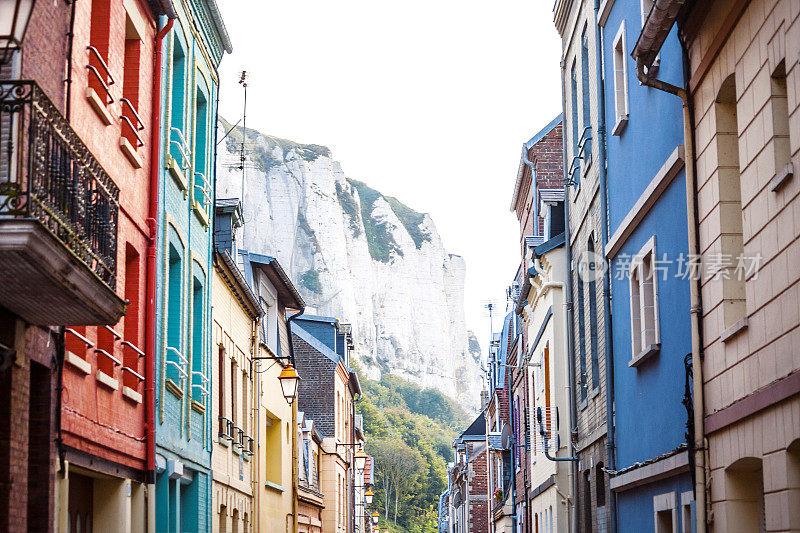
[{"left": 216, "top": 0, "right": 563, "bottom": 356}]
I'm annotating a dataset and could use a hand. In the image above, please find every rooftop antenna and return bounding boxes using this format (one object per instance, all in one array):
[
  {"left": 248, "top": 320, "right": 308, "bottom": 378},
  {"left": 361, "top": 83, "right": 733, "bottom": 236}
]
[{"left": 238, "top": 71, "right": 248, "bottom": 209}]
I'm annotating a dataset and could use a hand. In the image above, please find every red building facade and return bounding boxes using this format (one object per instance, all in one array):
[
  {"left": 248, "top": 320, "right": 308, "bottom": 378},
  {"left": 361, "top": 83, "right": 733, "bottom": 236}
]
[{"left": 58, "top": 0, "right": 173, "bottom": 530}]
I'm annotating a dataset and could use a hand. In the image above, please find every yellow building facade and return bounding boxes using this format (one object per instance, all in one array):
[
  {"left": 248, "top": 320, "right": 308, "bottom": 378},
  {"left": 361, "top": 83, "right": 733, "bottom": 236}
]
[{"left": 211, "top": 249, "right": 261, "bottom": 533}]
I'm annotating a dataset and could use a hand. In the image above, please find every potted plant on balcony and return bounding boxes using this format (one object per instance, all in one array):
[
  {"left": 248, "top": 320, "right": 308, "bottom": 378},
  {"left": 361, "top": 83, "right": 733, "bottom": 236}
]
[{"left": 494, "top": 488, "right": 503, "bottom": 502}]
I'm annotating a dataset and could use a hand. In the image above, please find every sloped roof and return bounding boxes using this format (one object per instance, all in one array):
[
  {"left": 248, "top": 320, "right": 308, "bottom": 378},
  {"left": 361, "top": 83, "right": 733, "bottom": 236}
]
[
  {"left": 291, "top": 322, "right": 340, "bottom": 365},
  {"left": 240, "top": 250, "right": 305, "bottom": 310},
  {"left": 510, "top": 114, "right": 563, "bottom": 211},
  {"left": 459, "top": 412, "right": 486, "bottom": 440}
]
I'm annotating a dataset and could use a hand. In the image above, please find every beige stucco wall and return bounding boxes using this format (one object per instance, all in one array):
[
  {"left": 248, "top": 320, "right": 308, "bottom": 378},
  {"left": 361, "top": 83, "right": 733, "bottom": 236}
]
[{"left": 688, "top": 0, "right": 800, "bottom": 530}]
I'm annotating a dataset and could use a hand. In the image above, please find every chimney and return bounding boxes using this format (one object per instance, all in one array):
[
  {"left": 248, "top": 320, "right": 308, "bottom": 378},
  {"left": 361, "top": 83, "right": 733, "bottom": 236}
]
[{"left": 214, "top": 198, "right": 243, "bottom": 256}]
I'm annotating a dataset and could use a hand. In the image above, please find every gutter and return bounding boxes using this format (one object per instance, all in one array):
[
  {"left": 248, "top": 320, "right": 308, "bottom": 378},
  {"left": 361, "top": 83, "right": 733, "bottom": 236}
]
[
  {"left": 592, "top": 2, "right": 617, "bottom": 531},
  {"left": 632, "top": 27, "right": 708, "bottom": 533},
  {"left": 206, "top": 0, "right": 233, "bottom": 54}
]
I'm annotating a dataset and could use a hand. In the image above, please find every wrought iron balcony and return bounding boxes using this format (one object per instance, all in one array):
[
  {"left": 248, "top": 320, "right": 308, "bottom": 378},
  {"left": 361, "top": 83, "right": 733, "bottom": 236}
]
[{"left": 0, "top": 80, "right": 124, "bottom": 325}]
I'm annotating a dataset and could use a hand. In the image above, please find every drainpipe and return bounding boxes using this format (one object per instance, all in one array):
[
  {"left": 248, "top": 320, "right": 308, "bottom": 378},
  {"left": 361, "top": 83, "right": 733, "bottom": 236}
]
[
  {"left": 285, "top": 307, "right": 304, "bottom": 533},
  {"left": 65, "top": 0, "right": 77, "bottom": 120},
  {"left": 145, "top": 15, "right": 174, "bottom": 521},
  {"left": 592, "top": 4, "right": 617, "bottom": 532},
  {"left": 634, "top": 41, "right": 707, "bottom": 533},
  {"left": 560, "top": 56, "right": 579, "bottom": 533}
]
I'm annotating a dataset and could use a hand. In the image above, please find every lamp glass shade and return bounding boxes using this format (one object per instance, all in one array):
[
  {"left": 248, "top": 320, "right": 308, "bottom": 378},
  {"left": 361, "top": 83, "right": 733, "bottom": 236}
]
[
  {"left": 354, "top": 447, "right": 367, "bottom": 472},
  {"left": 0, "top": 0, "right": 35, "bottom": 49},
  {"left": 372, "top": 511, "right": 379, "bottom": 525},
  {"left": 365, "top": 488, "right": 374, "bottom": 505},
  {"left": 278, "top": 364, "right": 300, "bottom": 403}
]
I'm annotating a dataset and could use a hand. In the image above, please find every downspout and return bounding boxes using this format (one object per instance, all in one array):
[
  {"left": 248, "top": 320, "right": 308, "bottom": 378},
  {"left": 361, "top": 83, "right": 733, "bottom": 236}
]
[
  {"left": 65, "top": 0, "right": 77, "bottom": 120},
  {"left": 561, "top": 58, "right": 579, "bottom": 533},
  {"left": 145, "top": 11, "right": 174, "bottom": 497},
  {"left": 634, "top": 40, "right": 707, "bottom": 533},
  {"left": 592, "top": 4, "right": 617, "bottom": 532},
  {"left": 285, "top": 307, "right": 304, "bottom": 533}
]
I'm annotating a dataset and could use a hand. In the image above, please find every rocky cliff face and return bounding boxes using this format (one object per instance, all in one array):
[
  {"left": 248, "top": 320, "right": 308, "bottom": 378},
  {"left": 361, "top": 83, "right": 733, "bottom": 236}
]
[{"left": 216, "top": 121, "right": 482, "bottom": 408}]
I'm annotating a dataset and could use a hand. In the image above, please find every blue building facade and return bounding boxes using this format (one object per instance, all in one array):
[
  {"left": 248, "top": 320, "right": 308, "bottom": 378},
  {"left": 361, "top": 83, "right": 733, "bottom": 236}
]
[
  {"left": 153, "top": 2, "right": 230, "bottom": 531},
  {"left": 599, "top": 1, "right": 695, "bottom": 530}
]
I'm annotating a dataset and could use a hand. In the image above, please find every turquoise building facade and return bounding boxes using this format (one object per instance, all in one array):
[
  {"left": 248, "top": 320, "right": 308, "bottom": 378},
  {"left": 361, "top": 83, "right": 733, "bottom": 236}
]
[{"left": 153, "top": 2, "right": 231, "bottom": 531}]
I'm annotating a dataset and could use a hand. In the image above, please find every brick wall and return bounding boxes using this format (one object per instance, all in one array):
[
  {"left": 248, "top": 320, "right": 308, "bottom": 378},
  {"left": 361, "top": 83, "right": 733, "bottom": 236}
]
[{"left": 293, "top": 334, "right": 336, "bottom": 438}]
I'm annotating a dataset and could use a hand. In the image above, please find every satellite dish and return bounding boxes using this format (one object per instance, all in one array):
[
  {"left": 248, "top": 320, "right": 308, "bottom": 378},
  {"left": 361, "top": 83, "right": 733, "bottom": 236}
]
[{"left": 500, "top": 423, "right": 513, "bottom": 450}]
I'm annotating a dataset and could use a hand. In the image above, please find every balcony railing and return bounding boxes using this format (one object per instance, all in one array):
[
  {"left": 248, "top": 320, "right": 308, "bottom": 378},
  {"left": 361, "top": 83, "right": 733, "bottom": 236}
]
[{"left": 0, "top": 81, "right": 119, "bottom": 289}]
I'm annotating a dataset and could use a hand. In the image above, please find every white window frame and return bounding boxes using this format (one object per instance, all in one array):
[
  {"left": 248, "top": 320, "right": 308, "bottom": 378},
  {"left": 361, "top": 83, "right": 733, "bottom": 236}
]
[
  {"left": 680, "top": 491, "right": 694, "bottom": 533},
  {"left": 612, "top": 21, "right": 629, "bottom": 136},
  {"left": 628, "top": 236, "right": 661, "bottom": 366},
  {"left": 653, "top": 492, "right": 678, "bottom": 533}
]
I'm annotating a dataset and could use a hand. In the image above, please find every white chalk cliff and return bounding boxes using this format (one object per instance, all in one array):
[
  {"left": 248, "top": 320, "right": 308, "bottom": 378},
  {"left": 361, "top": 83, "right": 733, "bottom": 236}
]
[{"left": 216, "top": 121, "right": 483, "bottom": 409}]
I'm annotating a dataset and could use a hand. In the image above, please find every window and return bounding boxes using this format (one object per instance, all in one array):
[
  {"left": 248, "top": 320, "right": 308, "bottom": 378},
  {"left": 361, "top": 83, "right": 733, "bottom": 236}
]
[
  {"left": 612, "top": 21, "right": 629, "bottom": 136},
  {"left": 121, "top": 14, "right": 144, "bottom": 156},
  {"left": 169, "top": 38, "right": 188, "bottom": 172},
  {"left": 264, "top": 412, "right": 282, "bottom": 484},
  {"left": 581, "top": 27, "right": 592, "bottom": 165},
  {"left": 583, "top": 470, "right": 592, "bottom": 531},
  {"left": 577, "top": 268, "right": 588, "bottom": 401},
  {"left": 714, "top": 75, "right": 746, "bottom": 330},
  {"left": 193, "top": 86, "right": 211, "bottom": 216},
  {"left": 218, "top": 347, "right": 226, "bottom": 434},
  {"left": 167, "top": 243, "right": 182, "bottom": 349},
  {"left": 588, "top": 239, "right": 600, "bottom": 389},
  {"left": 629, "top": 237, "right": 660, "bottom": 361},
  {"left": 88, "top": 0, "right": 113, "bottom": 108},
  {"left": 122, "top": 244, "right": 141, "bottom": 390},
  {"left": 770, "top": 61, "right": 793, "bottom": 191},
  {"left": 219, "top": 505, "right": 227, "bottom": 533},
  {"left": 570, "top": 61, "right": 580, "bottom": 186},
  {"left": 653, "top": 492, "right": 677, "bottom": 533},
  {"left": 725, "top": 458, "right": 765, "bottom": 533},
  {"left": 241, "top": 368, "right": 248, "bottom": 435},
  {"left": 191, "top": 275, "right": 205, "bottom": 402},
  {"left": 596, "top": 463, "right": 606, "bottom": 508},
  {"left": 680, "top": 491, "right": 694, "bottom": 533},
  {"left": 230, "top": 359, "right": 237, "bottom": 427}
]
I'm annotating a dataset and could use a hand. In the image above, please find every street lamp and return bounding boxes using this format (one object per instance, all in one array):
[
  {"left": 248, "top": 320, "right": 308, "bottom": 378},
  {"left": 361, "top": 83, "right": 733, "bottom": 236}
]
[
  {"left": 371, "top": 511, "right": 379, "bottom": 525},
  {"left": 0, "top": 0, "right": 35, "bottom": 63},
  {"left": 277, "top": 364, "right": 300, "bottom": 404},
  {"left": 354, "top": 447, "right": 368, "bottom": 473},
  {"left": 364, "top": 487, "right": 374, "bottom": 506}
]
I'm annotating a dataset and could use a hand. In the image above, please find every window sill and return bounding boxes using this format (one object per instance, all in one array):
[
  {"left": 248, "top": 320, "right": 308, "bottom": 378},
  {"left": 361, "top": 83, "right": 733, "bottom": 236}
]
[
  {"left": 165, "top": 378, "right": 183, "bottom": 398},
  {"left": 579, "top": 398, "right": 588, "bottom": 411},
  {"left": 167, "top": 156, "right": 188, "bottom": 191},
  {"left": 86, "top": 88, "right": 114, "bottom": 126},
  {"left": 629, "top": 344, "right": 661, "bottom": 368},
  {"left": 66, "top": 351, "right": 92, "bottom": 374},
  {"left": 122, "top": 385, "right": 142, "bottom": 403},
  {"left": 265, "top": 481, "right": 285, "bottom": 493},
  {"left": 191, "top": 400, "right": 205, "bottom": 414},
  {"left": 770, "top": 162, "right": 794, "bottom": 192},
  {"left": 612, "top": 115, "right": 628, "bottom": 136},
  {"left": 591, "top": 387, "right": 600, "bottom": 399},
  {"left": 120, "top": 137, "right": 143, "bottom": 169},
  {"left": 720, "top": 317, "right": 748, "bottom": 344},
  {"left": 96, "top": 369, "right": 119, "bottom": 390},
  {"left": 193, "top": 201, "right": 210, "bottom": 227},
  {"left": 218, "top": 436, "right": 230, "bottom": 447}
]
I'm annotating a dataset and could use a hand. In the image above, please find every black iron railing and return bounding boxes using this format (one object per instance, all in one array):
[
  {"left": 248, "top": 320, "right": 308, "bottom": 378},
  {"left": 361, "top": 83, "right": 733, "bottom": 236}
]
[{"left": 0, "top": 81, "right": 119, "bottom": 289}]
